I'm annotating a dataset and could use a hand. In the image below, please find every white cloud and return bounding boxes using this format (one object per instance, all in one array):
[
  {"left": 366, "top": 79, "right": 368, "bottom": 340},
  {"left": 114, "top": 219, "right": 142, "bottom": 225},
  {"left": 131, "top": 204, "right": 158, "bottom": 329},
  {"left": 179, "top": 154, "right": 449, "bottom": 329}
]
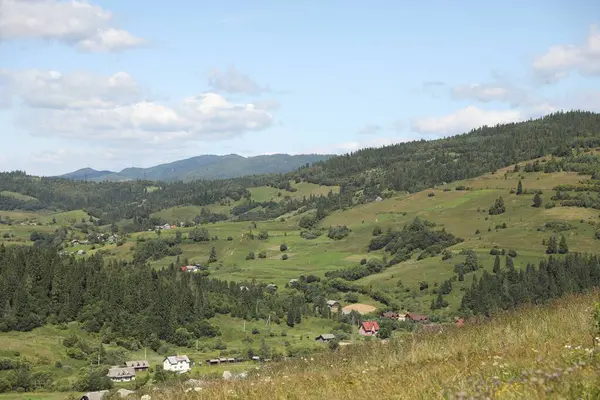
[
  {"left": 0, "top": 0, "right": 144, "bottom": 52},
  {"left": 451, "top": 83, "right": 527, "bottom": 105},
  {"left": 0, "top": 69, "right": 141, "bottom": 109},
  {"left": 76, "top": 28, "right": 145, "bottom": 52},
  {"left": 532, "top": 24, "right": 600, "bottom": 82},
  {"left": 411, "top": 106, "right": 526, "bottom": 135},
  {"left": 208, "top": 66, "right": 269, "bottom": 95},
  {"left": 3, "top": 68, "right": 274, "bottom": 146}
]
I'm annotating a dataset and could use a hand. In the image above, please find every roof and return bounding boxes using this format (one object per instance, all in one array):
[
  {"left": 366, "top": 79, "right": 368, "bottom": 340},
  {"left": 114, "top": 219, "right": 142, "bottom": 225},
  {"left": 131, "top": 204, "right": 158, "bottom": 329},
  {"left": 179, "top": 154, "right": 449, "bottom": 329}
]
[
  {"left": 125, "top": 360, "right": 149, "bottom": 368},
  {"left": 405, "top": 312, "right": 429, "bottom": 321},
  {"left": 361, "top": 321, "right": 380, "bottom": 331},
  {"left": 107, "top": 367, "right": 136, "bottom": 378},
  {"left": 316, "top": 334, "right": 336, "bottom": 340},
  {"left": 81, "top": 391, "right": 109, "bottom": 400},
  {"left": 326, "top": 300, "right": 340, "bottom": 306},
  {"left": 165, "top": 355, "right": 190, "bottom": 364},
  {"left": 382, "top": 311, "right": 399, "bottom": 318}
]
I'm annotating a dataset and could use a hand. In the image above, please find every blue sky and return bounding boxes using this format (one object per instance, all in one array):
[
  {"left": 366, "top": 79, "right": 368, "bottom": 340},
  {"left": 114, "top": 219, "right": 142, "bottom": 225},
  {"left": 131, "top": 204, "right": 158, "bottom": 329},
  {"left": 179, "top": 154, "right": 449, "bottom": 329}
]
[{"left": 1, "top": 0, "right": 599, "bottom": 175}]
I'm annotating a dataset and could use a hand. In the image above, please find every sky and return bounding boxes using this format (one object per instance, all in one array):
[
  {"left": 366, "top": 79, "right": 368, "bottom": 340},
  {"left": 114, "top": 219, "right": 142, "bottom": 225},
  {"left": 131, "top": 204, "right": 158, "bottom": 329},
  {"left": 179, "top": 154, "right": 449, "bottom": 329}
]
[{"left": 0, "top": 0, "right": 599, "bottom": 176}]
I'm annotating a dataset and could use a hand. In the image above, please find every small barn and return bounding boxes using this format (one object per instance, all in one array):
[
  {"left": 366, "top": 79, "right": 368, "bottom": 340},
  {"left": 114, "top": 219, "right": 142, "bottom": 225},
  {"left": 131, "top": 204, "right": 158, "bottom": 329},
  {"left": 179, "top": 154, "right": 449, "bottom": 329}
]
[{"left": 315, "top": 333, "right": 336, "bottom": 342}]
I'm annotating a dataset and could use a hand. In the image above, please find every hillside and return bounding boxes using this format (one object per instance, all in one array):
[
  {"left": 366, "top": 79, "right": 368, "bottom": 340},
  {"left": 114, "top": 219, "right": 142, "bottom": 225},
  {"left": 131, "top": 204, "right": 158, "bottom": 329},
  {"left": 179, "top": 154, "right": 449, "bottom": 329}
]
[
  {"left": 3, "top": 111, "right": 600, "bottom": 397},
  {"left": 144, "top": 293, "right": 600, "bottom": 399},
  {"left": 59, "top": 153, "right": 333, "bottom": 182}
]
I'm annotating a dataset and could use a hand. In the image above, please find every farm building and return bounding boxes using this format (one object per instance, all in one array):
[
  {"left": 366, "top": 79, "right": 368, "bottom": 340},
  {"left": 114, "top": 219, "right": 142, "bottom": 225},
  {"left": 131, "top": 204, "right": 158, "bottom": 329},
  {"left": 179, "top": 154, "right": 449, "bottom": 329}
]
[
  {"left": 125, "top": 360, "right": 149, "bottom": 372},
  {"left": 315, "top": 334, "right": 336, "bottom": 342},
  {"left": 405, "top": 312, "right": 429, "bottom": 322},
  {"left": 358, "top": 321, "right": 380, "bottom": 336},
  {"left": 326, "top": 300, "right": 340, "bottom": 311},
  {"left": 107, "top": 366, "right": 136, "bottom": 382},
  {"left": 163, "top": 355, "right": 191, "bottom": 373}
]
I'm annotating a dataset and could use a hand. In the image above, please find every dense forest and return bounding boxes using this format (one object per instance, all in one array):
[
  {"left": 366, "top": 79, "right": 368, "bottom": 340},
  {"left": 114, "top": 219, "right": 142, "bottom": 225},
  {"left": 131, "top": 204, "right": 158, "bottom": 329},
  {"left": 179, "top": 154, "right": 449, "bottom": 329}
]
[
  {"left": 460, "top": 253, "right": 600, "bottom": 316},
  {"left": 0, "top": 245, "right": 313, "bottom": 345},
  {"left": 291, "top": 111, "right": 600, "bottom": 193}
]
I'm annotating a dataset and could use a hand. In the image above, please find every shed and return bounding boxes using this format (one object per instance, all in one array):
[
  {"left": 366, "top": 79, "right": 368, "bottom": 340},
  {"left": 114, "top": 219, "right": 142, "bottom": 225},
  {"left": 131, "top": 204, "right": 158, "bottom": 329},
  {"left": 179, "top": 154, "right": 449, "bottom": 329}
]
[{"left": 315, "top": 334, "right": 336, "bottom": 342}]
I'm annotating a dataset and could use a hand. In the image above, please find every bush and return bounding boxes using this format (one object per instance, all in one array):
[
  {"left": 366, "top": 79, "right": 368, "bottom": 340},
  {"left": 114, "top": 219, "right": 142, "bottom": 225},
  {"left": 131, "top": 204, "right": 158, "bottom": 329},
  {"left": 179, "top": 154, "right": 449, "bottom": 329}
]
[
  {"left": 227, "top": 236, "right": 233, "bottom": 241},
  {"left": 246, "top": 251, "right": 255, "bottom": 260},
  {"left": 252, "top": 328, "right": 260, "bottom": 335},
  {"left": 281, "top": 254, "right": 288, "bottom": 260},
  {"left": 428, "top": 192, "right": 435, "bottom": 197},
  {"left": 280, "top": 243, "right": 288, "bottom": 252},
  {"left": 258, "top": 251, "right": 267, "bottom": 259},
  {"left": 508, "top": 249, "right": 517, "bottom": 257},
  {"left": 54, "top": 360, "right": 63, "bottom": 369},
  {"left": 258, "top": 231, "right": 269, "bottom": 240},
  {"left": 344, "top": 292, "right": 359, "bottom": 303},
  {"left": 372, "top": 226, "right": 382, "bottom": 236},
  {"left": 327, "top": 225, "right": 351, "bottom": 240},
  {"left": 66, "top": 347, "right": 86, "bottom": 360}
]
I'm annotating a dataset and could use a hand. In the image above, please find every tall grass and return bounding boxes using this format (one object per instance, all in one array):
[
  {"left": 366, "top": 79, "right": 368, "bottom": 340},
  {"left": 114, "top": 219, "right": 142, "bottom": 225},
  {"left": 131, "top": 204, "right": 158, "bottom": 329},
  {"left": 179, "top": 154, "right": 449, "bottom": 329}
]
[{"left": 140, "top": 293, "right": 600, "bottom": 399}]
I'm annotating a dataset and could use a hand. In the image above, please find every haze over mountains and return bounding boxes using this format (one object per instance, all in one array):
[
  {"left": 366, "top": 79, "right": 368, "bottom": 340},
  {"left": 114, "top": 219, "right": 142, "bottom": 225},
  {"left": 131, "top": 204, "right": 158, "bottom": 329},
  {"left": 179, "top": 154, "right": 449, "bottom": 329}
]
[{"left": 59, "top": 153, "right": 333, "bottom": 182}]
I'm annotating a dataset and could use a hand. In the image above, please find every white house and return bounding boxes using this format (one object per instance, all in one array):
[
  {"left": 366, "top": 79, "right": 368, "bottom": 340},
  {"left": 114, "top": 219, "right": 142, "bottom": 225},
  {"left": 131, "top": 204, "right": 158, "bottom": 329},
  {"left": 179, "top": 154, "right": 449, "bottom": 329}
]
[{"left": 163, "top": 355, "right": 190, "bottom": 373}]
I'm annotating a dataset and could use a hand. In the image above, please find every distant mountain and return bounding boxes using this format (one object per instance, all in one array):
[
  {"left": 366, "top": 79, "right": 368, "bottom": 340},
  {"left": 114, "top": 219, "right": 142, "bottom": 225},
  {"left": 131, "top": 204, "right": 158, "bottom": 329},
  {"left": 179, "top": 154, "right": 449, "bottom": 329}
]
[
  {"left": 58, "top": 153, "right": 333, "bottom": 182},
  {"left": 59, "top": 168, "right": 119, "bottom": 181}
]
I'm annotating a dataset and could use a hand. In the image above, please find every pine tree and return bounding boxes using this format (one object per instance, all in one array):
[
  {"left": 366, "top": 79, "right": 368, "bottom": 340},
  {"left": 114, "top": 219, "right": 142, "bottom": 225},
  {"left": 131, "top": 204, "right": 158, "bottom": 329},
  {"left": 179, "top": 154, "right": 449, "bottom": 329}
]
[
  {"left": 516, "top": 179, "right": 523, "bottom": 195},
  {"left": 558, "top": 235, "right": 569, "bottom": 254},
  {"left": 532, "top": 193, "right": 542, "bottom": 208},
  {"left": 208, "top": 246, "right": 217, "bottom": 263},
  {"left": 286, "top": 309, "right": 294, "bottom": 327},
  {"left": 493, "top": 255, "right": 501, "bottom": 274},
  {"left": 546, "top": 235, "right": 558, "bottom": 254}
]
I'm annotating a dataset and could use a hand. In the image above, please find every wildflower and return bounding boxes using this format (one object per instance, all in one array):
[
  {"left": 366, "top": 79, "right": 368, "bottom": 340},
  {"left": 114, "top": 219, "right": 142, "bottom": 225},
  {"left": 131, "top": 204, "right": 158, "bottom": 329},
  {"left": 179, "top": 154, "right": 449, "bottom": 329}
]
[{"left": 564, "top": 345, "right": 572, "bottom": 349}]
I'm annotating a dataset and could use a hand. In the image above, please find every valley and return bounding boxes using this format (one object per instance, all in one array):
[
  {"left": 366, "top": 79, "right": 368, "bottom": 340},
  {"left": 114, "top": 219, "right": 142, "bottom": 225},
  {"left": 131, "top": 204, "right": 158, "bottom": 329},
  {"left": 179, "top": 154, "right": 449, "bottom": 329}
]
[{"left": 2, "top": 112, "right": 600, "bottom": 398}]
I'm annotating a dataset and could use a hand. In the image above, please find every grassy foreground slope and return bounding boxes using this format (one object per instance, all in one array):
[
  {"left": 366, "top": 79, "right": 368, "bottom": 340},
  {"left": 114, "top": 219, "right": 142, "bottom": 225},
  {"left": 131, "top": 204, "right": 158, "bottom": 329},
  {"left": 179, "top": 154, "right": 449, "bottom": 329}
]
[{"left": 162, "top": 293, "right": 600, "bottom": 400}]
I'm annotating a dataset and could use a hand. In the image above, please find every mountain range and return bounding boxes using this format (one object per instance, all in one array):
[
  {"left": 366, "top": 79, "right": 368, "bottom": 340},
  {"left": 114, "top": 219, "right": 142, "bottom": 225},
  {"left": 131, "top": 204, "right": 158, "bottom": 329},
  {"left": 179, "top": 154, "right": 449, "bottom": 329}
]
[{"left": 58, "top": 153, "right": 333, "bottom": 182}]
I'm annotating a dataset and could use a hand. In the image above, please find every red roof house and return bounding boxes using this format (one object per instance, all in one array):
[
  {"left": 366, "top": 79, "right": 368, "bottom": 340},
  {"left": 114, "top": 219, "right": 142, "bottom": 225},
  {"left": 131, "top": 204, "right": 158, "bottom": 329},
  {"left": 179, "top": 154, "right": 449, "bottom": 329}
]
[{"left": 358, "top": 321, "right": 380, "bottom": 336}]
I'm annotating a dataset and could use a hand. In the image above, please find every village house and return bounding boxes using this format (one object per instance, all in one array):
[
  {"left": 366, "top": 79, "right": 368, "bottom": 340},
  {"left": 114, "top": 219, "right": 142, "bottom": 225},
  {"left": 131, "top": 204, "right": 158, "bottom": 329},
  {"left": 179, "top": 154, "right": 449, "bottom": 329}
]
[
  {"left": 107, "top": 366, "right": 136, "bottom": 382},
  {"left": 125, "top": 360, "right": 149, "bottom": 372},
  {"left": 163, "top": 355, "right": 190, "bottom": 373},
  {"left": 315, "top": 334, "right": 336, "bottom": 342},
  {"left": 326, "top": 300, "right": 340, "bottom": 312},
  {"left": 405, "top": 312, "right": 429, "bottom": 322},
  {"left": 382, "top": 311, "right": 409, "bottom": 321},
  {"left": 358, "top": 321, "right": 380, "bottom": 336}
]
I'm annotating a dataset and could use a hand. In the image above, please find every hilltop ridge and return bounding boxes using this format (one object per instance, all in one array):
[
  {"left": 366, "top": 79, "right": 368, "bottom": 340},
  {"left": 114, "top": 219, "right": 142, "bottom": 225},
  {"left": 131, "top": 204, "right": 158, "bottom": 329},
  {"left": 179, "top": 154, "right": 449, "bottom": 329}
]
[{"left": 57, "top": 153, "right": 333, "bottom": 182}]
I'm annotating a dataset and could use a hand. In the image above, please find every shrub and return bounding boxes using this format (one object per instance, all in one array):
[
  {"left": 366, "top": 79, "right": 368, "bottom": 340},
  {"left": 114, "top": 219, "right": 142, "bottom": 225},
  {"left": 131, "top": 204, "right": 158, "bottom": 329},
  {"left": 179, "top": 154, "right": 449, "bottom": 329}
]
[
  {"left": 252, "top": 328, "right": 260, "bottom": 335},
  {"left": 372, "top": 226, "right": 382, "bottom": 236},
  {"left": 281, "top": 254, "right": 288, "bottom": 260},
  {"left": 246, "top": 251, "right": 255, "bottom": 260},
  {"left": 508, "top": 249, "right": 517, "bottom": 257},
  {"left": 344, "top": 292, "right": 359, "bottom": 303},
  {"left": 327, "top": 225, "right": 351, "bottom": 240},
  {"left": 428, "top": 192, "right": 435, "bottom": 197},
  {"left": 280, "top": 243, "right": 288, "bottom": 252},
  {"left": 258, "top": 251, "right": 267, "bottom": 259},
  {"left": 227, "top": 236, "right": 233, "bottom": 241}
]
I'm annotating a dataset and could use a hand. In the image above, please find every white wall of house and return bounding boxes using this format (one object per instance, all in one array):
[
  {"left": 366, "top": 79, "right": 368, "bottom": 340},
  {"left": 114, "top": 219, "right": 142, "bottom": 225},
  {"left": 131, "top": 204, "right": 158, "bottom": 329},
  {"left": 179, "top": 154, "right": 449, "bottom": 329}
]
[{"left": 163, "top": 359, "right": 190, "bottom": 373}]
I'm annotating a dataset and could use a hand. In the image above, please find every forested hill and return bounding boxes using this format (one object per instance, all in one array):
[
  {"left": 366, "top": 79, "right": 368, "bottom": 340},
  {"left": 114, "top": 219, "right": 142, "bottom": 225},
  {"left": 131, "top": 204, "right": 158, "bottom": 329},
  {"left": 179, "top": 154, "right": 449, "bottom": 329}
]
[
  {"left": 290, "top": 111, "right": 600, "bottom": 194},
  {"left": 59, "top": 153, "right": 333, "bottom": 182},
  {"left": 2, "top": 111, "right": 600, "bottom": 225}
]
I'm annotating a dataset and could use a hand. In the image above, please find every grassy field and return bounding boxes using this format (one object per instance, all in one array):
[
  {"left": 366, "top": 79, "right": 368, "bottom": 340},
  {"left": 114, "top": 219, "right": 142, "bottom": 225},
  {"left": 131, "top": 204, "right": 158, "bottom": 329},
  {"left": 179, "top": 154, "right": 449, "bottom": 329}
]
[
  {"left": 0, "top": 191, "right": 38, "bottom": 202},
  {"left": 155, "top": 293, "right": 600, "bottom": 399}
]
